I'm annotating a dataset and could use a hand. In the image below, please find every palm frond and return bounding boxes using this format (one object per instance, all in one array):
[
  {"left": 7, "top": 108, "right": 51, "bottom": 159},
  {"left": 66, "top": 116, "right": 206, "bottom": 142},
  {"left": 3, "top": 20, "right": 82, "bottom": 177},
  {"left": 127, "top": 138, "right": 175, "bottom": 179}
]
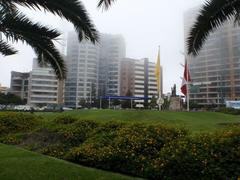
[
  {"left": 97, "top": 0, "right": 116, "bottom": 10},
  {"left": 187, "top": 0, "right": 240, "bottom": 55},
  {"left": 0, "top": 40, "right": 17, "bottom": 56},
  {"left": 5, "top": 0, "right": 99, "bottom": 43},
  {"left": 1, "top": 10, "right": 66, "bottom": 79},
  {"left": 33, "top": 40, "right": 67, "bottom": 80},
  {"left": 1, "top": 9, "right": 60, "bottom": 41}
]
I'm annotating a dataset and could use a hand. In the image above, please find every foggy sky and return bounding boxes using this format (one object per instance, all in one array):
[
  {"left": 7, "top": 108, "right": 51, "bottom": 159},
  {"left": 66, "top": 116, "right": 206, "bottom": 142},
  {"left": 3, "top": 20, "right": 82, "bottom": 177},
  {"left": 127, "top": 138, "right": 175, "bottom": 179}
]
[{"left": 0, "top": 0, "right": 205, "bottom": 93}]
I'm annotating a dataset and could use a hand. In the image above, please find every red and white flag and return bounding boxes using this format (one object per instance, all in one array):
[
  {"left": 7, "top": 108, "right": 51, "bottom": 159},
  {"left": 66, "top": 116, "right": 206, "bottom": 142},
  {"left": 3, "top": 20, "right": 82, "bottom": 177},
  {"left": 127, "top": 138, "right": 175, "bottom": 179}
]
[{"left": 181, "top": 61, "right": 191, "bottom": 96}]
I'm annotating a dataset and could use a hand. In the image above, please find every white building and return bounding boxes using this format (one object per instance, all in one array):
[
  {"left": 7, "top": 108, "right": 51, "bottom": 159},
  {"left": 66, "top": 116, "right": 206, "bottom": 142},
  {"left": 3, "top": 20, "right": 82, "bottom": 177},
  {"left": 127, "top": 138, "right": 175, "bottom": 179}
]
[
  {"left": 98, "top": 34, "right": 126, "bottom": 97},
  {"left": 64, "top": 32, "right": 99, "bottom": 108},
  {"left": 64, "top": 32, "right": 126, "bottom": 108},
  {"left": 28, "top": 59, "right": 64, "bottom": 107}
]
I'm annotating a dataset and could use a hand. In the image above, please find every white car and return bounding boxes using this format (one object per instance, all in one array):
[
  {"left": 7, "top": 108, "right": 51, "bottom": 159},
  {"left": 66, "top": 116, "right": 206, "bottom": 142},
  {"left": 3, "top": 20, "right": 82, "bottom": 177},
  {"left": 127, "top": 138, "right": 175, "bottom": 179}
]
[
  {"left": 62, "top": 107, "right": 73, "bottom": 111},
  {"left": 14, "top": 105, "right": 31, "bottom": 111}
]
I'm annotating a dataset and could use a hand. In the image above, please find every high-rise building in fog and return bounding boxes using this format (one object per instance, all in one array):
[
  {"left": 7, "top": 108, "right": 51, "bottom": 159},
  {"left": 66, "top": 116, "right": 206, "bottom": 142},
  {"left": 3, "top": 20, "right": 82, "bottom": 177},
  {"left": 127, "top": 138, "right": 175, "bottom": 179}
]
[
  {"left": 65, "top": 32, "right": 125, "bottom": 108},
  {"left": 65, "top": 32, "right": 99, "bottom": 108},
  {"left": 98, "top": 34, "right": 126, "bottom": 97},
  {"left": 184, "top": 7, "right": 240, "bottom": 105}
]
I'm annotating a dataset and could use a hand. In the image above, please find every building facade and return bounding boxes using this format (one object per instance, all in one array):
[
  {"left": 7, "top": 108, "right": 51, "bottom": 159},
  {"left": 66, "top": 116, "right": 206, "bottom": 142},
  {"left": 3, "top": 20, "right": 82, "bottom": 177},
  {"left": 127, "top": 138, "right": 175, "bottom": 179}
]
[
  {"left": 98, "top": 34, "right": 126, "bottom": 97},
  {"left": 184, "top": 7, "right": 240, "bottom": 105},
  {"left": 64, "top": 32, "right": 126, "bottom": 108},
  {"left": 28, "top": 59, "right": 64, "bottom": 106},
  {"left": 9, "top": 71, "right": 30, "bottom": 102},
  {"left": 0, "top": 84, "right": 8, "bottom": 94},
  {"left": 64, "top": 32, "right": 99, "bottom": 108},
  {"left": 120, "top": 58, "right": 160, "bottom": 104}
]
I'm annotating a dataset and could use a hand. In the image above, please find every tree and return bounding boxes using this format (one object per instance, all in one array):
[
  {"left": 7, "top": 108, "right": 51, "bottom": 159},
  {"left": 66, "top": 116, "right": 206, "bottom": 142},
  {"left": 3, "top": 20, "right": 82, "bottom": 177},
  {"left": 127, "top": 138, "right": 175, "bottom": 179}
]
[
  {"left": 121, "top": 90, "right": 133, "bottom": 109},
  {"left": 149, "top": 96, "right": 157, "bottom": 109},
  {"left": 187, "top": 0, "right": 240, "bottom": 55},
  {"left": 79, "top": 99, "right": 87, "bottom": 108},
  {"left": 0, "top": 93, "right": 24, "bottom": 105},
  {"left": 0, "top": 0, "right": 99, "bottom": 79},
  {"left": 162, "top": 97, "right": 170, "bottom": 110},
  {"left": 98, "top": 0, "right": 116, "bottom": 9},
  {"left": 113, "top": 99, "right": 121, "bottom": 108}
]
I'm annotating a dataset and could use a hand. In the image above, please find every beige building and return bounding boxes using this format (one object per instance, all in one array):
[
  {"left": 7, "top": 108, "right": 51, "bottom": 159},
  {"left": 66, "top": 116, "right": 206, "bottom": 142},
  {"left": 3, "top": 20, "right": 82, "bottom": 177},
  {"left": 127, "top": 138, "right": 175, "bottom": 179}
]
[
  {"left": 0, "top": 84, "right": 8, "bottom": 94},
  {"left": 28, "top": 59, "right": 64, "bottom": 107},
  {"left": 184, "top": 7, "right": 240, "bottom": 105},
  {"left": 120, "top": 58, "right": 161, "bottom": 104}
]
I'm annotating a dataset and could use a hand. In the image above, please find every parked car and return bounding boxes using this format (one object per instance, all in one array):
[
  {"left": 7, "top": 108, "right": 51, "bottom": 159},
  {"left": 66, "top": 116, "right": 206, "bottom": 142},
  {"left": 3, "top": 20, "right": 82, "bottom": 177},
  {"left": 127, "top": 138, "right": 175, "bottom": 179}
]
[
  {"left": 14, "top": 105, "right": 31, "bottom": 111},
  {"left": 62, "top": 107, "right": 73, "bottom": 111}
]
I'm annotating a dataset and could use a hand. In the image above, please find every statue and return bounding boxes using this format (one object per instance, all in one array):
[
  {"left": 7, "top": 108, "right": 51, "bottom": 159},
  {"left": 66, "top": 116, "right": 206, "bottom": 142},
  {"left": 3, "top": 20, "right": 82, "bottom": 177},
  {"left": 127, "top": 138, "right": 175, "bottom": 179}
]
[
  {"left": 171, "top": 84, "right": 177, "bottom": 97},
  {"left": 169, "top": 84, "right": 181, "bottom": 111}
]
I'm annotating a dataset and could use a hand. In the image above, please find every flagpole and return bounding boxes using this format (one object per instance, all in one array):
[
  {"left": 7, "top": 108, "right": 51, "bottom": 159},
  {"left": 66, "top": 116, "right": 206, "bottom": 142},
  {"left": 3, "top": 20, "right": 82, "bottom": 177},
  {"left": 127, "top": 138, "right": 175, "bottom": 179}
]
[{"left": 186, "top": 56, "right": 190, "bottom": 112}]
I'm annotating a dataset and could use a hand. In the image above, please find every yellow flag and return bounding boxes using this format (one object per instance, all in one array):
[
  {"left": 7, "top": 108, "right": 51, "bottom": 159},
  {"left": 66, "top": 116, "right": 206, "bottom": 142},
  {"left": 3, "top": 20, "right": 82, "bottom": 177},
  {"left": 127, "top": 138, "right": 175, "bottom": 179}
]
[{"left": 155, "top": 48, "right": 161, "bottom": 94}]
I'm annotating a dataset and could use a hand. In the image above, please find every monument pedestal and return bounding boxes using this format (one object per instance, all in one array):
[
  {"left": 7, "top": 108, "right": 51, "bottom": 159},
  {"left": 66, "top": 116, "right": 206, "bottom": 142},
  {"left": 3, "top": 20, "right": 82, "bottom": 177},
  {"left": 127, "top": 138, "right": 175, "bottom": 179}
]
[{"left": 169, "top": 97, "right": 181, "bottom": 111}]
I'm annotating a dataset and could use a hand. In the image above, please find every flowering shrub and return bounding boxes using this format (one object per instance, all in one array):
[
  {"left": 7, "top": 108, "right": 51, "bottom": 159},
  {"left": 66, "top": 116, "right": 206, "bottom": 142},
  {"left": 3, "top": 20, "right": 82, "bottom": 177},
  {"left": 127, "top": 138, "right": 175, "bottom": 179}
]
[
  {"left": 66, "top": 123, "right": 187, "bottom": 177},
  {"left": 148, "top": 130, "right": 240, "bottom": 179},
  {"left": 54, "top": 115, "right": 77, "bottom": 124},
  {"left": 0, "top": 134, "right": 21, "bottom": 145},
  {"left": 55, "top": 120, "right": 98, "bottom": 146},
  {"left": 0, "top": 112, "right": 38, "bottom": 135},
  {"left": 41, "top": 144, "right": 67, "bottom": 159},
  {"left": 218, "top": 107, "right": 240, "bottom": 115}
]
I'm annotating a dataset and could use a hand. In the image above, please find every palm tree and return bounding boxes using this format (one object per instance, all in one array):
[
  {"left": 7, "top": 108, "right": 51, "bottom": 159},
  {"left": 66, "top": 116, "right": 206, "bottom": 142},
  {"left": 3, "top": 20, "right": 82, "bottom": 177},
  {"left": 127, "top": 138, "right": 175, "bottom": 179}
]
[
  {"left": 98, "top": 0, "right": 116, "bottom": 9},
  {"left": 187, "top": 0, "right": 240, "bottom": 56},
  {"left": 0, "top": 0, "right": 99, "bottom": 79}
]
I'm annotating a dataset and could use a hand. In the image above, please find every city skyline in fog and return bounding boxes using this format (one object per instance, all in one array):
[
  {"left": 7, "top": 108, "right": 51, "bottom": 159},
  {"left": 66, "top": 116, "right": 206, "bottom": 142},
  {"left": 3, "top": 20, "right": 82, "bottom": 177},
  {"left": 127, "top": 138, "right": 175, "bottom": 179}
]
[{"left": 0, "top": 0, "right": 205, "bottom": 93}]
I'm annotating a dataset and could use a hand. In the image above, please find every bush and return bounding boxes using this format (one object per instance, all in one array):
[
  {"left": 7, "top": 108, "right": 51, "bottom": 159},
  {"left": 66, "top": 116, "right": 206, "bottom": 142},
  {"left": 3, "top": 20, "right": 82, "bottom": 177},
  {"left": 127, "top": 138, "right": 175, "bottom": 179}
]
[
  {"left": 0, "top": 134, "right": 22, "bottom": 145},
  {"left": 55, "top": 120, "right": 98, "bottom": 146},
  {"left": 41, "top": 144, "right": 67, "bottom": 159},
  {"left": 54, "top": 115, "right": 77, "bottom": 124},
  {"left": 66, "top": 123, "right": 187, "bottom": 177},
  {"left": 0, "top": 112, "right": 38, "bottom": 135},
  {"left": 148, "top": 130, "right": 240, "bottom": 180},
  {"left": 218, "top": 108, "right": 240, "bottom": 115}
]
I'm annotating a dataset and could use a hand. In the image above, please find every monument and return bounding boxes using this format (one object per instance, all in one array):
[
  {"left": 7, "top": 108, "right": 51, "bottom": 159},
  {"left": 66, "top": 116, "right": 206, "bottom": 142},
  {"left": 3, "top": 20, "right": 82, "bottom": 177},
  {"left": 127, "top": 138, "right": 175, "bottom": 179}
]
[{"left": 169, "top": 84, "right": 182, "bottom": 111}]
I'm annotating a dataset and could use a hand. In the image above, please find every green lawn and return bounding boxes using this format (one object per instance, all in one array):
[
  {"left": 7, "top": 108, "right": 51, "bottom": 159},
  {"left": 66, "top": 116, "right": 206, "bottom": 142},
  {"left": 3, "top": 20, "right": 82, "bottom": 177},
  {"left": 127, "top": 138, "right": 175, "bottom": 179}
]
[
  {"left": 0, "top": 143, "right": 139, "bottom": 180},
  {"left": 38, "top": 110, "right": 240, "bottom": 133}
]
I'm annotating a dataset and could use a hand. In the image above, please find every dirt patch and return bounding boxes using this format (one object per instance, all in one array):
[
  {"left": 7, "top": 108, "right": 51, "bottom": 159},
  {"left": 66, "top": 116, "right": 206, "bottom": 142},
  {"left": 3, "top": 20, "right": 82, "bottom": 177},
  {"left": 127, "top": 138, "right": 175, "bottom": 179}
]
[{"left": 19, "top": 128, "right": 64, "bottom": 150}]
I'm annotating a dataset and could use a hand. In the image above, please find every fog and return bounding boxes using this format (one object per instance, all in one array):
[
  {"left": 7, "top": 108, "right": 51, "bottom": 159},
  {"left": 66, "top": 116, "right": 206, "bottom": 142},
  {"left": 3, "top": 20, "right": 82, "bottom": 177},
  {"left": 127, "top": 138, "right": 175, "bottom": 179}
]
[{"left": 0, "top": 0, "right": 205, "bottom": 93}]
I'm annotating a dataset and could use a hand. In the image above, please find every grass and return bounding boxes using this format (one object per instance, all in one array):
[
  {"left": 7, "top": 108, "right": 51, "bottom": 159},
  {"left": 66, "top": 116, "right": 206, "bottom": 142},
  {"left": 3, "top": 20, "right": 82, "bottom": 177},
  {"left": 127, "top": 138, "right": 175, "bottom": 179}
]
[
  {"left": 37, "top": 110, "right": 240, "bottom": 133},
  {"left": 0, "top": 143, "right": 140, "bottom": 180}
]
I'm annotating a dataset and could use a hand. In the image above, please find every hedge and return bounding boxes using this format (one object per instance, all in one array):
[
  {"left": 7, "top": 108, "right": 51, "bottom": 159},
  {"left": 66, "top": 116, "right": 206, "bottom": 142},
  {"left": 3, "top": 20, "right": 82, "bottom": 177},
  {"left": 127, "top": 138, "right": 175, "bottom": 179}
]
[{"left": 0, "top": 112, "right": 38, "bottom": 135}]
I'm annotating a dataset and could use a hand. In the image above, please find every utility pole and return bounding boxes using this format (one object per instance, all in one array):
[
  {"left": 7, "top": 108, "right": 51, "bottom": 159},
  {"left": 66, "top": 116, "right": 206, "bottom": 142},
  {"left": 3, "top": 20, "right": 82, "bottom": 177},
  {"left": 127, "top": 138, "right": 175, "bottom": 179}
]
[{"left": 131, "top": 99, "right": 133, "bottom": 109}]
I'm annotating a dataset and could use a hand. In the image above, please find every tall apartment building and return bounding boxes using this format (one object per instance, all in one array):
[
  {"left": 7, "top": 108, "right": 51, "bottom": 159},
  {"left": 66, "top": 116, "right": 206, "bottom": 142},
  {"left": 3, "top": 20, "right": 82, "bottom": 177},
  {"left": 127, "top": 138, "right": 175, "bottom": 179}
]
[
  {"left": 65, "top": 32, "right": 126, "bottom": 108},
  {"left": 9, "top": 71, "right": 30, "bottom": 101},
  {"left": 65, "top": 32, "right": 99, "bottom": 108},
  {"left": 120, "top": 58, "right": 160, "bottom": 104},
  {"left": 28, "top": 59, "right": 64, "bottom": 106},
  {"left": 184, "top": 7, "right": 240, "bottom": 105},
  {"left": 98, "top": 34, "right": 126, "bottom": 97}
]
